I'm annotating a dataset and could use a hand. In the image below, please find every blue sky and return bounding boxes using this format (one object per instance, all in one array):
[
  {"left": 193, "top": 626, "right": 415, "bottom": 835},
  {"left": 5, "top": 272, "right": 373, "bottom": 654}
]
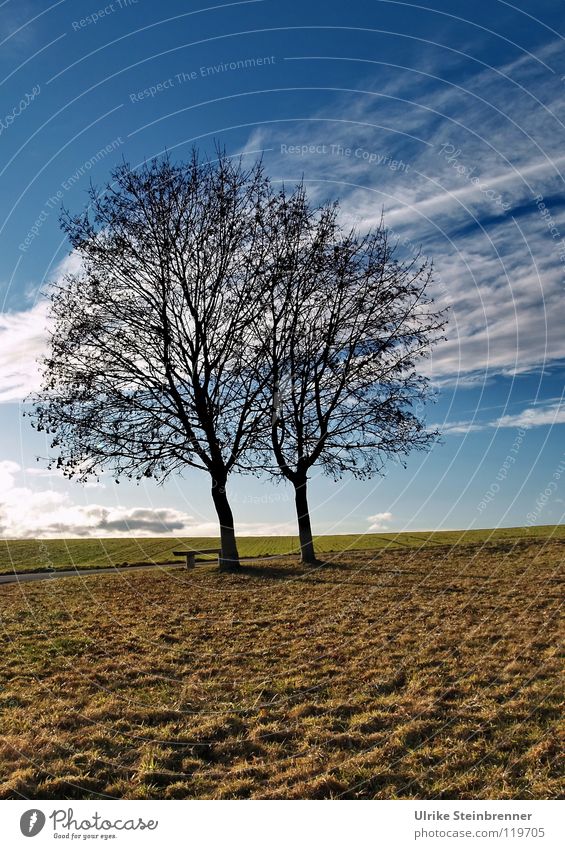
[{"left": 1, "top": 0, "right": 565, "bottom": 538}]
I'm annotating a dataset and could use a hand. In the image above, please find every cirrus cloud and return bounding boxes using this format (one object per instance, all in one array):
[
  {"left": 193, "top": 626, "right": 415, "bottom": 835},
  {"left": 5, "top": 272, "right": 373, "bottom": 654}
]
[{"left": 434, "top": 398, "right": 565, "bottom": 435}]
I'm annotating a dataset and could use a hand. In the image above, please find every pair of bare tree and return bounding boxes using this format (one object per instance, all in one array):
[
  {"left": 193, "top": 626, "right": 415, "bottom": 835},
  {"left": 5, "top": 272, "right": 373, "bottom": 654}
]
[{"left": 30, "top": 150, "right": 446, "bottom": 569}]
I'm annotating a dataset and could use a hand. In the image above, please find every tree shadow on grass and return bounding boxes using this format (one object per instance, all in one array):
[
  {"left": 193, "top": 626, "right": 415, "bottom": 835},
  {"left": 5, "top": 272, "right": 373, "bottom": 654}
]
[{"left": 225, "top": 559, "right": 371, "bottom": 581}]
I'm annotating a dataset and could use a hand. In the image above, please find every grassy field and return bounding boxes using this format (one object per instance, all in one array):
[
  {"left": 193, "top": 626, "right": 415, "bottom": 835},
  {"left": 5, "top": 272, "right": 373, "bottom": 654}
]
[
  {"left": 0, "top": 534, "right": 562, "bottom": 799},
  {"left": 1, "top": 524, "right": 565, "bottom": 573}
]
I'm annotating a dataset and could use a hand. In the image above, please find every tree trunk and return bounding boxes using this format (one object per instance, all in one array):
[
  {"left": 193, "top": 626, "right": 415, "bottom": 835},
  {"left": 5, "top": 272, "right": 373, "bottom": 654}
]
[
  {"left": 211, "top": 478, "right": 240, "bottom": 570},
  {"left": 293, "top": 476, "right": 318, "bottom": 564}
]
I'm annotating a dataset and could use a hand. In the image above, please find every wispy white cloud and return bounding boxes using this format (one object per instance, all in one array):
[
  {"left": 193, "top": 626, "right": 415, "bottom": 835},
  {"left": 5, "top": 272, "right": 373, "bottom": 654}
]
[
  {"left": 247, "top": 43, "right": 565, "bottom": 383},
  {"left": 434, "top": 420, "right": 486, "bottom": 435},
  {"left": 494, "top": 401, "right": 565, "bottom": 429},
  {"left": 0, "top": 300, "right": 50, "bottom": 403},
  {"left": 0, "top": 251, "right": 84, "bottom": 404},
  {"left": 3, "top": 45, "right": 565, "bottom": 413},
  {"left": 367, "top": 511, "right": 393, "bottom": 531},
  {"left": 436, "top": 399, "right": 565, "bottom": 435}
]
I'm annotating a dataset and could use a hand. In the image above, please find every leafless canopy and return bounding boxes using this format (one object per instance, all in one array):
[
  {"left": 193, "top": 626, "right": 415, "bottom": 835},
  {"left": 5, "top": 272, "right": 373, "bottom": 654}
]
[
  {"left": 254, "top": 187, "right": 447, "bottom": 561},
  {"left": 29, "top": 151, "right": 274, "bottom": 566}
]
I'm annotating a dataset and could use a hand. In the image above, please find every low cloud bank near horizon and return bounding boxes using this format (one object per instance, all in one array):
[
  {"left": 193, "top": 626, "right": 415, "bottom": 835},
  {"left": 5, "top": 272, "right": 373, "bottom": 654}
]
[{"left": 0, "top": 460, "right": 298, "bottom": 539}]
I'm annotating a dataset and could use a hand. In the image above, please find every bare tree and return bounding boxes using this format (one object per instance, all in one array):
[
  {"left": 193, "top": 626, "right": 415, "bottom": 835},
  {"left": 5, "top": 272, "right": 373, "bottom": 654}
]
[
  {"left": 28, "top": 150, "right": 273, "bottom": 569},
  {"left": 257, "top": 187, "right": 447, "bottom": 564}
]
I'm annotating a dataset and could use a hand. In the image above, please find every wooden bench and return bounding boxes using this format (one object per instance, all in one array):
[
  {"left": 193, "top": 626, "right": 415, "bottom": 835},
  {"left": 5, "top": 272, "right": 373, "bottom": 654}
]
[{"left": 173, "top": 548, "right": 221, "bottom": 569}]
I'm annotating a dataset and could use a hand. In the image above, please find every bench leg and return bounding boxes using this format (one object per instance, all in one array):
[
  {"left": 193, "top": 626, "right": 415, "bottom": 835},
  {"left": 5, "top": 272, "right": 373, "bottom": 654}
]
[{"left": 185, "top": 554, "right": 195, "bottom": 569}]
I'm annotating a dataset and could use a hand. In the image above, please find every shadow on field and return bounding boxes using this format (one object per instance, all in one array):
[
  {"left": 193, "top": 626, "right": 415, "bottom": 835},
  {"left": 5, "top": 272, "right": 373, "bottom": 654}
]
[
  {"left": 228, "top": 560, "right": 548, "bottom": 596},
  {"left": 229, "top": 559, "right": 358, "bottom": 580}
]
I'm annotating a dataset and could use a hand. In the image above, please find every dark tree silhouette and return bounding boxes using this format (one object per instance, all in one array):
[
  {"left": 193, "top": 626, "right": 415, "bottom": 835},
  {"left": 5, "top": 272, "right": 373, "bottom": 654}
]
[
  {"left": 257, "top": 187, "right": 447, "bottom": 564},
  {"left": 29, "top": 150, "right": 273, "bottom": 569}
]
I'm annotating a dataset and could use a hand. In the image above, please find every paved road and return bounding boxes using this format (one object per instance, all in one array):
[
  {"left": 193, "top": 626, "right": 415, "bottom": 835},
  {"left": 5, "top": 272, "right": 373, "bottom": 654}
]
[
  {"left": 0, "top": 562, "right": 180, "bottom": 585},
  {"left": 0, "top": 553, "right": 299, "bottom": 586}
]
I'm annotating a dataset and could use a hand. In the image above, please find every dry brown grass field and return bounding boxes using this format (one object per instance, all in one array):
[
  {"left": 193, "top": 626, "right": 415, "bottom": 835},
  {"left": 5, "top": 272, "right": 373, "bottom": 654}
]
[{"left": 0, "top": 537, "right": 563, "bottom": 799}]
